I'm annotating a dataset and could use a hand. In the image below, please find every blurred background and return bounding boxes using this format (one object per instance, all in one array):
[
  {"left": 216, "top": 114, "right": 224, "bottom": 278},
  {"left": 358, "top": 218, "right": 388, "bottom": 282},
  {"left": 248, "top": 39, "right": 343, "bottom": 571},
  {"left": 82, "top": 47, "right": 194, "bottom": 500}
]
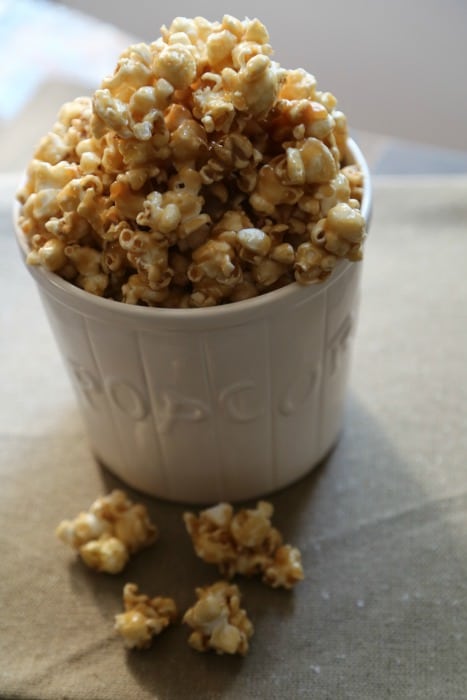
[{"left": 1, "top": 0, "right": 467, "bottom": 183}]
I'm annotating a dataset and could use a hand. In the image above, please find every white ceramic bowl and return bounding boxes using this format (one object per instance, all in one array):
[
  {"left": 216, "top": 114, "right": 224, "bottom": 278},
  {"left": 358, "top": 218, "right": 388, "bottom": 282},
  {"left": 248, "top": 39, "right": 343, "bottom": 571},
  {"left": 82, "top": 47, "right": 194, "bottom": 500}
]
[{"left": 15, "top": 138, "right": 371, "bottom": 504}]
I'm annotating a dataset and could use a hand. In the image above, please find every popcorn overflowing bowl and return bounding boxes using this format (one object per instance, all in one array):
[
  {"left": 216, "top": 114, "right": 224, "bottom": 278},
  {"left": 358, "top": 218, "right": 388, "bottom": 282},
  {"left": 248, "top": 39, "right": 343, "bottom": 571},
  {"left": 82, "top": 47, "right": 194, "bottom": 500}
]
[{"left": 14, "top": 16, "right": 372, "bottom": 503}]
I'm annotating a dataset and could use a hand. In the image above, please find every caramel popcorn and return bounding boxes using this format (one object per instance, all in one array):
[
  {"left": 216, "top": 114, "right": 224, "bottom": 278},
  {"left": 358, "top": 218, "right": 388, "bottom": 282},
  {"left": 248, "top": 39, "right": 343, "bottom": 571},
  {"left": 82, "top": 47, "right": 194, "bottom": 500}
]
[
  {"left": 79, "top": 534, "right": 129, "bottom": 574},
  {"left": 183, "top": 581, "right": 253, "bottom": 655},
  {"left": 56, "top": 490, "right": 158, "bottom": 573},
  {"left": 184, "top": 501, "right": 304, "bottom": 589},
  {"left": 115, "top": 583, "right": 177, "bottom": 649},
  {"left": 18, "top": 15, "right": 366, "bottom": 307}
]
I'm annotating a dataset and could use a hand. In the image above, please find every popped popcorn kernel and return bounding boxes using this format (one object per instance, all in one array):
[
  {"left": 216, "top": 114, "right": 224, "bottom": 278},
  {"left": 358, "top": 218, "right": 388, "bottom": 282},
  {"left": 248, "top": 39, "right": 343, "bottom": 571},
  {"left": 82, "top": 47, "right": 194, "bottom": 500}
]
[
  {"left": 263, "top": 544, "right": 305, "bottom": 589},
  {"left": 80, "top": 534, "right": 129, "bottom": 574},
  {"left": 115, "top": 583, "right": 177, "bottom": 649},
  {"left": 56, "top": 490, "right": 158, "bottom": 573},
  {"left": 341, "top": 163, "right": 364, "bottom": 201},
  {"left": 184, "top": 501, "right": 304, "bottom": 589},
  {"left": 18, "top": 15, "right": 366, "bottom": 307},
  {"left": 55, "top": 510, "right": 111, "bottom": 549},
  {"left": 156, "top": 44, "right": 198, "bottom": 89},
  {"left": 183, "top": 581, "right": 253, "bottom": 655}
]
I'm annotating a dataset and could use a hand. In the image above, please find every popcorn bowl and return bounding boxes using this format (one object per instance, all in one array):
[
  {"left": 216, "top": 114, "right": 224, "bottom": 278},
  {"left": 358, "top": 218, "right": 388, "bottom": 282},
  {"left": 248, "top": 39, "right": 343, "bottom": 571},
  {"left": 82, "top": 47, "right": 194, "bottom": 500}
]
[{"left": 15, "top": 138, "right": 371, "bottom": 504}]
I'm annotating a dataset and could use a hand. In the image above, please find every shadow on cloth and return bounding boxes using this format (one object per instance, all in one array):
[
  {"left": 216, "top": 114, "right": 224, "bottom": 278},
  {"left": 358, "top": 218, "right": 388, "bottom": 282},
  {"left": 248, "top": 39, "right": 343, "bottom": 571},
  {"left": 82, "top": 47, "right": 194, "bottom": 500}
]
[{"left": 86, "top": 388, "right": 434, "bottom": 698}]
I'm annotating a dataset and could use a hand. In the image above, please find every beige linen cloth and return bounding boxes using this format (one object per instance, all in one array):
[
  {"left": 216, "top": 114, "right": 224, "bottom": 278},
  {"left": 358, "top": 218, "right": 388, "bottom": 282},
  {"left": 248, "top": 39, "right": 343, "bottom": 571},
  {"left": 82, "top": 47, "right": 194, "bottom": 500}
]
[{"left": 1, "top": 177, "right": 467, "bottom": 699}]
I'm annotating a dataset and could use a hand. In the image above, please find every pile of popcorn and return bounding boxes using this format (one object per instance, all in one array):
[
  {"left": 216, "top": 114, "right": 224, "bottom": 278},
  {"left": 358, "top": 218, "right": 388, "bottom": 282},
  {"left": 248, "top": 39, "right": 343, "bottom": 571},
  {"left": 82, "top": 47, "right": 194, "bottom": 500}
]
[
  {"left": 18, "top": 15, "right": 365, "bottom": 308},
  {"left": 184, "top": 501, "right": 304, "bottom": 589},
  {"left": 57, "top": 493, "right": 303, "bottom": 656}
]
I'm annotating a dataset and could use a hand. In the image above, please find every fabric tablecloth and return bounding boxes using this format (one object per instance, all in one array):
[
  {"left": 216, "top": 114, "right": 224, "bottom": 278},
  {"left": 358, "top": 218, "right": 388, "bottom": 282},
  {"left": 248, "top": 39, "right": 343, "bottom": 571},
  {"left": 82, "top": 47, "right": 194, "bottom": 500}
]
[{"left": 1, "top": 176, "right": 467, "bottom": 699}]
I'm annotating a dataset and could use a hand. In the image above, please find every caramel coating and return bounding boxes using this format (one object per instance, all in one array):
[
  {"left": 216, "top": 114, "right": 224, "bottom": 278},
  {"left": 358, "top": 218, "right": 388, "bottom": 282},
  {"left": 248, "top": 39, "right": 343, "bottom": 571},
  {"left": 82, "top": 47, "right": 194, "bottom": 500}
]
[
  {"left": 56, "top": 490, "right": 158, "bottom": 573},
  {"left": 115, "top": 583, "right": 177, "bottom": 649},
  {"left": 184, "top": 501, "right": 304, "bottom": 589},
  {"left": 18, "top": 16, "right": 365, "bottom": 307},
  {"left": 183, "top": 581, "right": 253, "bottom": 655}
]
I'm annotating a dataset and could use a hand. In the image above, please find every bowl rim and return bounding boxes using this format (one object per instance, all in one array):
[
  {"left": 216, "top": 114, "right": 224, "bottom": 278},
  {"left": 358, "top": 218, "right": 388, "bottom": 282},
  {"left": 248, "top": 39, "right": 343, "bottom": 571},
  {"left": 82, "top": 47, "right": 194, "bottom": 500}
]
[{"left": 14, "top": 137, "right": 372, "bottom": 329}]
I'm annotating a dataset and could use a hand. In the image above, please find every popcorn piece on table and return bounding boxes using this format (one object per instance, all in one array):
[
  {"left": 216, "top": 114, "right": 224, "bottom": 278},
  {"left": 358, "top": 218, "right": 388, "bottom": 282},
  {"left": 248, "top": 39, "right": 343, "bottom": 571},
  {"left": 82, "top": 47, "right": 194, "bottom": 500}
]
[
  {"left": 55, "top": 489, "right": 158, "bottom": 573},
  {"left": 183, "top": 501, "right": 304, "bottom": 589},
  {"left": 80, "top": 534, "right": 129, "bottom": 574},
  {"left": 115, "top": 583, "right": 177, "bottom": 649},
  {"left": 18, "top": 15, "right": 366, "bottom": 308},
  {"left": 183, "top": 581, "right": 253, "bottom": 655}
]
